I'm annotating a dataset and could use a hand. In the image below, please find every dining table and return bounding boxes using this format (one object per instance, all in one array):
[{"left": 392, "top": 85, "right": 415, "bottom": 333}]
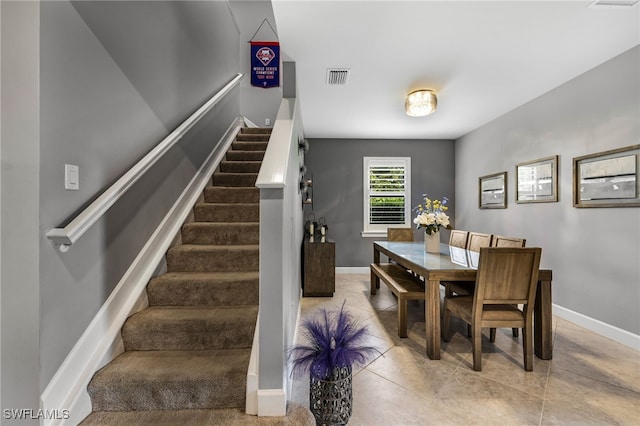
[{"left": 372, "top": 241, "right": 553, "bottom": 361}]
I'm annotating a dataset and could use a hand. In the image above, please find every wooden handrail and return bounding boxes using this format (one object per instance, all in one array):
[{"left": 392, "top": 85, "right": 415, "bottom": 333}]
[{"left": 46, "top": 73, "right": 243, "bottom": 252}]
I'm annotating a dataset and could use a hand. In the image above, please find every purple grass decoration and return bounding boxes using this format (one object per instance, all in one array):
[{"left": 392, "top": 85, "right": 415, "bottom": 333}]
[{"left": 289, "top": 301, "right": 380, "bottom": 380}]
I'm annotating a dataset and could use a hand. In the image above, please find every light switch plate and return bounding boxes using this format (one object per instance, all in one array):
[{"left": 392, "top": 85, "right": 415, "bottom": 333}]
[{"left": 65, "top": 164, "right": 79, "bottom": 190}]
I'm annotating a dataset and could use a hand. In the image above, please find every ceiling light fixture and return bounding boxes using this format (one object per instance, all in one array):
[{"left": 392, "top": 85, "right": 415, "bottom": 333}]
[{"left": 405, "top": 89, "right": 437, "bottom": 117}]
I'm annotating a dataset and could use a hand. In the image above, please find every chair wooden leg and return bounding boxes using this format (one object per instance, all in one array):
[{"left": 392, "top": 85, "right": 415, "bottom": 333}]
[
  {"left": 472, "top": 324, "right": 482, "bottom": 371},
  {"left": 489, "top": 328, "right": 496, "bottom": 342},
  {"left": 370, "top": 269, "right": 377, "bottom": 295},
  {"left": 512, "top": 305, "right": 520, "bottom": 337},
  {"left": 397, "top": 299, "right": 408, "bottom": 338},
  {"left": 523, "top": 321, "right": 533, "bottom": 371}
]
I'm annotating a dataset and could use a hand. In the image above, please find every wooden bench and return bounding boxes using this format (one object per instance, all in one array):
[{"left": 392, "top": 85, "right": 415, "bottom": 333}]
[{"left": 370, "top": 262, "right": 425, "bottom": 338}]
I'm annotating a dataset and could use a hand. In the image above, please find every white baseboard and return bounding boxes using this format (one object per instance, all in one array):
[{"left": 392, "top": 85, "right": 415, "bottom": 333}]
[
  {"left": 553, "top": 304, "right": 639, "bottom": 351},
  {"left": 40, "top": 118, "right": 243, "bottom": 426},
  {"left": 257, "top": 389, "right": 287, "bottom": 417},
  {"left": 245, "top": 318, "right": 259, "bottom": 415}
]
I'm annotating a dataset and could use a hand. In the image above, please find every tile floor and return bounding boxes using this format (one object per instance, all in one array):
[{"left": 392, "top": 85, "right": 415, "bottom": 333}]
[{"left": 289, "top": 273, "right": 640, "bottom": 425}]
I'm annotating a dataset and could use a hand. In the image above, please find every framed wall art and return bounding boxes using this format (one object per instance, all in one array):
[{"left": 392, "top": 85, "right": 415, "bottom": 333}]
[
  {"left": 479, "top": 171, "right": 507, "bottom": 209},
  {"left": 516, "top": 155, "right": 558, "bottom": 203},
  {"left": 573, "top": 145, "right": 640, "bottom": 208}
]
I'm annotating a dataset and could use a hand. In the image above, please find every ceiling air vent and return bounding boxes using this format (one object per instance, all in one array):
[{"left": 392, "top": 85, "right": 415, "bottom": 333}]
[
  {"left": 588, "top": 0, "right": 639, "bottom": 8},
  {"left": 326, "top": 68, "right": 350, "bottom": 86}
]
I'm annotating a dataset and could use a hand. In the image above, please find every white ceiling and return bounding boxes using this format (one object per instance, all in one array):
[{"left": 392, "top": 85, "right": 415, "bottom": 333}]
[{"left": 271, "top": 0, "right": 640, "bottom": 140}]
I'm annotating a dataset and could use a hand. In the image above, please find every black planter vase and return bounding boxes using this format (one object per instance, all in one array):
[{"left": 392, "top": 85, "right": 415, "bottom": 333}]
[{"left": 309, "top": 365, "right": 353, "bottom": 425}]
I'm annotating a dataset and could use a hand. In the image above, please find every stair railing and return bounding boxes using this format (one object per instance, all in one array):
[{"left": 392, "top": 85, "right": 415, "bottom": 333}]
[{"left": 46, "top": 73, "right": 243, "bottom": 252}]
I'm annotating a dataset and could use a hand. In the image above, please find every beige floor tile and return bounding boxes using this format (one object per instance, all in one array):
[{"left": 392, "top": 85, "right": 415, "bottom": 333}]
[
  {"left": 554, "top": 317, "right": 639, "bottom": 360},
  {"left": 365, "top": 345, "right": 458, "bottom": 396},
  {"left": 543, "top": 367, "right": 640, "bottom": 425},
  {"left": 424, "top": 397, "right": 545, "bottom": 425},
  {"left": 551, "top": 322, "right": 640, "bottom": 393},
  {"left": 550, "top": 349, "right": 640, "bottom": 394},
  {"left": 460, "top": 354, "right": 551, "bottom": 399},
  {"left": 349, "top": 368, "right": 432, "bottom": 425},
  {"left": 437, "top": 368, "right": 539, "bottom": 401},
  {"left": 541, "top": 396, "right": 640, "bottom": 425},
  {"left": 545, "top": 367, "right": 640, "bottom": 401}
]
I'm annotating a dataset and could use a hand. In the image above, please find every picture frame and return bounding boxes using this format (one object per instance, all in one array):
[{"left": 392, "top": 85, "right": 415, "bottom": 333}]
[
  {"left": 573, "top": 145, "right": 640, "bottom": 208},
  {"left": 515, "top": 155, "right": 558, "bottom": 203},
  {"left": 479, "top": 171, "right": 507, "bottom": 209}
]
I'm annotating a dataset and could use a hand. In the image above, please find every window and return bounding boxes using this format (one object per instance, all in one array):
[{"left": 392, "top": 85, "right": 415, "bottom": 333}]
[{"left": 362, "top": 157, "right": 411, "bottom": 237}]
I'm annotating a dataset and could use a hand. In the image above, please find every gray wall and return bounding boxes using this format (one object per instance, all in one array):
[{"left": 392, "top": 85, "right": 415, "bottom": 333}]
[
  {"left": 455, "top": 46, "right": 640, "bottom": 334},
  {"left": 305, "top": 138, "right": 455, "bottom": 267},
  {"left": 228, "top": 0, "right": 283, "bottom": 127},
  {"left": 1, "top": 1, "right": 41, "bottom": 419},
  {"left": 37, "top": 0, "right": 240, "bottom": 392}
]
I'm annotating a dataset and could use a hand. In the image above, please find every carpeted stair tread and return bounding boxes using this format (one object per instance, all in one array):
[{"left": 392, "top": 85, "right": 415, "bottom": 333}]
[
  {"left": 87, "top": 349, "right": 250, "bottom": 411},
  {"left": 204, "top": 186, "right": 259, "bottom": 203},
  {"left": 193, "top": 203, "right": 259, "bottom": 223},
  {"left": 167, "top": 244, "right": 259, "bottom": 272},
  {"left": 220, "top": 160, "right": 262, "bottom": 173},
  {"left": 182, "top": 222, "right": 259, "bottom": 244},
  {"left": 240, "top": 127, "right": 272, "bottom": 135},
  {"left": 147, "top": 271, "right": 259, "bottom": 306},
  {"left": 225, "top": 150, "right": 266, "bottom": 162},
  {"left": 212, "top": 172, "right": 258, "bottom": 187},
  {"left": 80, "top": 402, "right": 314, "bottom": 425},
  {"left": 122, "top": 305, "right": 258, "bottom": 351},
  {"left": 232, "top": 141, "right": 268, "bottom": 151},
  {"left": 235, "top": 133, "right": 270, "bottom": 142}
]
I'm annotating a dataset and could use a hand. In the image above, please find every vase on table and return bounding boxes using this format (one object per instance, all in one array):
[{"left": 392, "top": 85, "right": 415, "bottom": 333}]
[{"left": 424, "top": 232, "right": 440, "bottom": 253}]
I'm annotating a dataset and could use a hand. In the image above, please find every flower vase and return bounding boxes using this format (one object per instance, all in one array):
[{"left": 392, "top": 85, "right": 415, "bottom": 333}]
[
  {"left": 424, "top": 232, "right": 440, "bottom": 253},
  {"left": 309, "top": 365, "right": 353, "bottom": 425}
]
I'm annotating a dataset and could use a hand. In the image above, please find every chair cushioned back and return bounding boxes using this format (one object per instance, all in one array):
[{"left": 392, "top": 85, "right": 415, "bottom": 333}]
[
  {"left": 449, "top": 230, "right": 469, "bottom": 248},
  {"left": 491, "top": 235, "right": 526, "bottom": 248},
  {"left": 467, "top": 232, "right": 493, "bottom": 252},
  {"left": 387, "top": 228, "right": 414, "bottom": 242}
]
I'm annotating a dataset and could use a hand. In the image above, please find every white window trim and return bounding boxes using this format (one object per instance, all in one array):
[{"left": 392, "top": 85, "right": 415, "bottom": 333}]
[{"left": 362, "top": 157, "right": 411, "bottom": 238}]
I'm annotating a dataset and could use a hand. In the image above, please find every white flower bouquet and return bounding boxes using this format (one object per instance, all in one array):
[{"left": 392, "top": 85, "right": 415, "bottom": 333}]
[{"left": 413, "top": 195, "right": 452, "bottom": 235}]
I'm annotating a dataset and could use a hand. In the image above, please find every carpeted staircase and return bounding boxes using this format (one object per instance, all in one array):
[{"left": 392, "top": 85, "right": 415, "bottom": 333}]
[{"left": 81, "top": 128, "right": 313, "bottom": 425}]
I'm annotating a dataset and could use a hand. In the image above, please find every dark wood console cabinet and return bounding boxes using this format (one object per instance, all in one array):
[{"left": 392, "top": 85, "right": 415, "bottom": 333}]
[{"left": 302, "top": 237, "right": 335, "bottom": 297}]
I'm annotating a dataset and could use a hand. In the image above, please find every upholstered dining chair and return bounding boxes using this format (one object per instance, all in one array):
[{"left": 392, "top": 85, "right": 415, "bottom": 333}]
[
  {"left": 442, "top": 247, "right": 542, "bottom": 371},
  {"left": 449, "top": 229, "right": 469, "bottom": 249},
  {"left": 466, "top": 232, "right": 493, "bottom": 251},
  {"left": 491, "top": 235, "right": 526, "bottom": 248}
]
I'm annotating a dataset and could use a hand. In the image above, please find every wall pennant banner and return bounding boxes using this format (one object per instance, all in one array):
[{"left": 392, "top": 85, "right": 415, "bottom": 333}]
[{"left": 251, "top": 41, "right": 280, "bottom": 88}]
